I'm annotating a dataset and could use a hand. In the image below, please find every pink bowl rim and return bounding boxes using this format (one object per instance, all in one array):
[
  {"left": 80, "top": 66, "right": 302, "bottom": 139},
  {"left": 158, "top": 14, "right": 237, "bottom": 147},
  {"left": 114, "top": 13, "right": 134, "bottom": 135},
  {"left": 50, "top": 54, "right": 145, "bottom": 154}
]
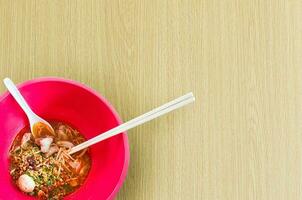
[{"left": 0, "top": 77, "right": 130, "bottom": 200}]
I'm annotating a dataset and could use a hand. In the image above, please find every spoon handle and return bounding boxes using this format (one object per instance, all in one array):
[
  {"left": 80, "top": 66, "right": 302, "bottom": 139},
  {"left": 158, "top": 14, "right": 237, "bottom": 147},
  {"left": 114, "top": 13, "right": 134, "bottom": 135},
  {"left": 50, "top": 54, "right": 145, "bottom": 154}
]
[{"left": 3, "top": 78, "right": 34, "bottom": 117}]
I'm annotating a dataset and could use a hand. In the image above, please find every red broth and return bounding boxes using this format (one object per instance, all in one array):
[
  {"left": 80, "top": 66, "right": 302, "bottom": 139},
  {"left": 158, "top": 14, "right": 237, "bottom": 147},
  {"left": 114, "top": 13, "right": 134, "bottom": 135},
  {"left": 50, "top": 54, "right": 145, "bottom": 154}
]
[{"left": 9, "top": 121, "right": 91, "bottom": 199}]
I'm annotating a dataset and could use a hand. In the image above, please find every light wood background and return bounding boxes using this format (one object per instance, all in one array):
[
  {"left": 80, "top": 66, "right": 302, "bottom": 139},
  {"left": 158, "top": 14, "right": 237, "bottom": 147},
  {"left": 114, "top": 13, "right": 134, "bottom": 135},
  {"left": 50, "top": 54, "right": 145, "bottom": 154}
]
[{"left": 0, "top": 1, "right": 301, "bottom": 200}]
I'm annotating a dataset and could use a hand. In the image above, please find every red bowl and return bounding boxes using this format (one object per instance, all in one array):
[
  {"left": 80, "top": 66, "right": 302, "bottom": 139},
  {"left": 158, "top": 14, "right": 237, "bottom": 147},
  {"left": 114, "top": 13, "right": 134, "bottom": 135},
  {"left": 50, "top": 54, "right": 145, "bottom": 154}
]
[{"left": 0, "top": 77, "right": 130, "bottom": 200}]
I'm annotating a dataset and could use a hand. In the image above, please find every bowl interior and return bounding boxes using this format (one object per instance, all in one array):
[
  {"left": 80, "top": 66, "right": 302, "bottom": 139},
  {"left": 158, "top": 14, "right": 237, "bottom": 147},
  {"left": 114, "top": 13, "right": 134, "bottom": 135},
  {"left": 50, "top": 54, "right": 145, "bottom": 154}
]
[{"left": 0, "top": 78, "right": 129, "bottom": 200}]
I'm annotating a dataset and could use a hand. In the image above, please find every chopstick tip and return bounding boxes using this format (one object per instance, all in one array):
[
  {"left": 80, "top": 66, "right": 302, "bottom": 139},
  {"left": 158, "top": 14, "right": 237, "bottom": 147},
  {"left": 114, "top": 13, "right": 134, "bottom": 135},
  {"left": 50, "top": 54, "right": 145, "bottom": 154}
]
[{"left": 188, "top": 92, "right": 195, "bottom": 99}]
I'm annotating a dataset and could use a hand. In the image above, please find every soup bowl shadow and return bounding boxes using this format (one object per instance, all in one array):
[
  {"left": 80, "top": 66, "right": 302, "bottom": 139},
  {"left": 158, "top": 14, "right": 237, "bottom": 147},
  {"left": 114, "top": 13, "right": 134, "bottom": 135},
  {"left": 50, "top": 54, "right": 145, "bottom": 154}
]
[{"left": 0, "top": 77, "right": 129, "bottom": 200}]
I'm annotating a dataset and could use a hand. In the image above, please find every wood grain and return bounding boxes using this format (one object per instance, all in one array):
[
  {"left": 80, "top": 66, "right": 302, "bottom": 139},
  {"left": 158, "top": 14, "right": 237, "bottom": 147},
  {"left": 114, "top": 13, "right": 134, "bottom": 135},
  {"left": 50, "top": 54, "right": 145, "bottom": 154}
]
[{"left": 0, "top": 0, "right": 301, "bottom": 199}]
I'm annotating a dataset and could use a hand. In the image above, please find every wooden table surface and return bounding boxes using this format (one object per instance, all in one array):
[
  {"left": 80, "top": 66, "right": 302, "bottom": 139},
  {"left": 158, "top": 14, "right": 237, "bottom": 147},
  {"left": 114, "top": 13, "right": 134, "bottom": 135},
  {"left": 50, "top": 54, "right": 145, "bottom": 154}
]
[{"left": 0, "top": 1, "right": 301, "bottom": 200}]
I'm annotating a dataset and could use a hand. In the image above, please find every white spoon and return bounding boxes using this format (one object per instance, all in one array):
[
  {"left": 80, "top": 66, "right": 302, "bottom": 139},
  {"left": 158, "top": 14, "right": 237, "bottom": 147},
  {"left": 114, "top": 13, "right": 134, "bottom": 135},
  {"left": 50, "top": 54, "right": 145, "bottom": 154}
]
[
  {"left": 3, "top": 78, "right": 55, "bottom": 138},
  {"left": 69, "top": 92, "right": 195, "bottom": 154}
]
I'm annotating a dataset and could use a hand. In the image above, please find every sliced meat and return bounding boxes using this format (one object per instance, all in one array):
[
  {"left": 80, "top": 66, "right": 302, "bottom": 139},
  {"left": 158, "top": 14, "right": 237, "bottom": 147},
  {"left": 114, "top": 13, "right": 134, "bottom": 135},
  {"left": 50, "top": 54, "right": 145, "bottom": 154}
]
[
  {"left": 35, "top": 137, "right": 53, "bottom": 153},
  {"left": 21, "top": 133, "right": 31, "bottom": 148},
  {"left": 45, "top": 145, "right": 59, "bottom": 157},
  {"left": 57, "top": 141, "right": 74, "bottom": 149},
  {"left": 57, "top": 129, "right": 68, "bottom": 140}
]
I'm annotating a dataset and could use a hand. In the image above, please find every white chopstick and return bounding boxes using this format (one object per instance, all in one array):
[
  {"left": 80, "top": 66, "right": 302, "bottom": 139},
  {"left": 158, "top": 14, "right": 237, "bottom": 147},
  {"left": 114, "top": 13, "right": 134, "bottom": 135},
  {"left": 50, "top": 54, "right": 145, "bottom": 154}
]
[{"left": 69, "top": 92, "right": 195, "bottom": 155}]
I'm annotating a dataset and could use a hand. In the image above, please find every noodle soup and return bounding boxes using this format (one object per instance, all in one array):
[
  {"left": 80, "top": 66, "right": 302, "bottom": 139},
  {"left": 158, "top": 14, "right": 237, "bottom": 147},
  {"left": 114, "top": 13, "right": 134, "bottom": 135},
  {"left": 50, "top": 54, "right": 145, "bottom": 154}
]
[{"left": 9, "top": 122, "right": 91, "bottom": 199}]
